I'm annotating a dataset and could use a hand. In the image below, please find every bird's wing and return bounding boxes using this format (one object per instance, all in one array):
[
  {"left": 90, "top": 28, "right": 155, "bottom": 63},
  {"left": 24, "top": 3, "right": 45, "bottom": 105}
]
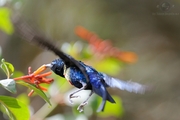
[
  {"left": 102, "top": 73, "right": 149, "bottom": 94},
  {"left": 12, "top": 16, "right": 90, "bottom": 83}
]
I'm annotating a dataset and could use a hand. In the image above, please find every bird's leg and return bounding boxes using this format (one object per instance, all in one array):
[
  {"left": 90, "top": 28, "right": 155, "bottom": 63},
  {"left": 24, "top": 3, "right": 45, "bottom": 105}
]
[
  {"left": 77, "top": 90, "right": 94, "bottom": 112},
  {"left": 69, "top": 83, "right": 87, "bottom": 104}
]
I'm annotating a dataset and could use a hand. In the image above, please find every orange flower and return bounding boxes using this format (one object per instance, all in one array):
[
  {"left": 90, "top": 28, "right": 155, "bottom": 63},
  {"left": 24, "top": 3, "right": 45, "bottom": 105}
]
[
  {"left": 75, "top": 26, "right": 137, "bottom": 63},
  {"left": 14, "top": 65, "right": 53, "bottom": 96}
]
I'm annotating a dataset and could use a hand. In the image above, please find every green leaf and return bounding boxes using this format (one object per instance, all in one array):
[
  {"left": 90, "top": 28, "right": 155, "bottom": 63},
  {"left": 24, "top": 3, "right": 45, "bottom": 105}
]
[
  {"left": 0, "top": 96, "right": 30, "bottom": 120},
  {"left": 0, "top": 79, "right": 16, "bottom": 93},
  {"left": 12, "top": 71, "right": 24, "bottom": 78},
  {"left": 0, "top": 7, "right": 14, "bottom": 35},
  {"left": 16, "top": 94, "right": 30, "bottom": 106},
  {"left": 52, "top": 73, "right": 71, "bottom": 92},
  {"left": 96, "top": 95, "right": 124, "bottom": 118},
  {"left": 95, "top": 58, "right": 123, "bottom": 75},
  {"left": 17, "top": 81, "right": 51, "bottom": 106},
  {"left": 0, "top": 103, "right": 14, "bottom": 120},
  {"left": 0, "top": 59, "right": 14, "bottom": 79}
]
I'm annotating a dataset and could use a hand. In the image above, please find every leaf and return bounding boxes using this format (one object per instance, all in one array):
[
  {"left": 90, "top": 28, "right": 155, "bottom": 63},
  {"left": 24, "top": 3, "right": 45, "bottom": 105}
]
[
  {"left": 50, "top": 72, "right": 71, "bottom": 93},
  {"left": 0, "top": 102, "right": 14, "bottom": 120},
  {"left": 16, "top": 94, "right": 30, "bottom": 106},
  {"left": 0, "top": 96, "right": 30, "bottom": 120},
  {"left": 91, "top": 95, "right": 124, "bottom": 117},
  {"left": 0, "top": 59, "right": 14, "bottom": 79},
  {"left": 97, "top": 95, "right": 124, "bottom": 118},
  {"left": 17, "top": 81, "right": 51, "bottom": 106},
  {"left": 12, "top": 71, "right": 24, "bottom": 78},
  {"left": 0, "top": 79, "right": 16, "bottom": 93},
  {"left": 0, "top": 7, "right": 14, "bottom": 35},
  {"left": 95, "top": 58, "right": 123, "bottom": 75}
]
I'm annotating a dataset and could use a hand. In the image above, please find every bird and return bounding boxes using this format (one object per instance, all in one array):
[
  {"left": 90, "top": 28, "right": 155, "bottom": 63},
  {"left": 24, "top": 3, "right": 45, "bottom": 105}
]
[
  {"left": 12, "top": 16, "right": 149, "bottom": 112},
  {"left": 46, "top": 58, "right": 148, "bottom": 112}
]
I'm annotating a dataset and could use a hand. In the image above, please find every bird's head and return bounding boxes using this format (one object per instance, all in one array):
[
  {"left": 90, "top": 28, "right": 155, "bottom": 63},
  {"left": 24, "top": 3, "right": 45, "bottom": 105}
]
[{"left": 49, "top": 59, "right": 65, "bottom": 77}]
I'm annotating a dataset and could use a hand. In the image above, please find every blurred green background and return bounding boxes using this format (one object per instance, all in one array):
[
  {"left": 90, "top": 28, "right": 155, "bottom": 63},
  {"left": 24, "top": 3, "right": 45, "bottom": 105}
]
[{"left": 1, "top": 0, "right": 180, "bottom": 120}]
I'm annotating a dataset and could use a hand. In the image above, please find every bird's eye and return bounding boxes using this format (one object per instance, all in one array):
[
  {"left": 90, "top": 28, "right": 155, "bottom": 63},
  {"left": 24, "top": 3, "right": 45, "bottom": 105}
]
[{"left": 56, "top": 68, "right": 61, "bottom": 72}]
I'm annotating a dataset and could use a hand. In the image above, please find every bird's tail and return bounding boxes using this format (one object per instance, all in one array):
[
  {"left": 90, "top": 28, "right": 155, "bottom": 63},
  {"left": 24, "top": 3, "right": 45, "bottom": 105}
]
[{"left": 93, "top": 82, "right": 115, "bottom": 112}]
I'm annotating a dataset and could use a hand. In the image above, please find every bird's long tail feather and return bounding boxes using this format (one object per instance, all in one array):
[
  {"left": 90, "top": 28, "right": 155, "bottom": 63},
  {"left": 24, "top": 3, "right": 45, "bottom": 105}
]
[
  {"left": 102, "top": 73, "right": 150, "bottom": 94},
  {"left": 93, "top": 83, "right": 115, "bottom": 112}
]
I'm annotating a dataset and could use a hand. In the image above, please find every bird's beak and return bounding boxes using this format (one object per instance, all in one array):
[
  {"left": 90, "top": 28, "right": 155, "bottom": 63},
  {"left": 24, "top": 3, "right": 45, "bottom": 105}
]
[{"left": 45, "top": 63, "right": 53, "bottom": 68}]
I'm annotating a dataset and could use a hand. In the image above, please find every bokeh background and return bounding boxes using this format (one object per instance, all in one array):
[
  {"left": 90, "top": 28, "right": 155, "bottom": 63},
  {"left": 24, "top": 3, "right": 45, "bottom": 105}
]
[{"left": 1, "top": 0, "right": 180, "bottom": 120}]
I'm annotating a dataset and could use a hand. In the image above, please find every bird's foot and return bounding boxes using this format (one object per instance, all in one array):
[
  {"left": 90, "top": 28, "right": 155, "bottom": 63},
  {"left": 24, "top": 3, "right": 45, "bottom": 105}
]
[
  {"left": 77, "top": 102, "right": 88, "bottom": 112},
  {"left": 68, "top": 94, "right": 81, "bottom": 104}
]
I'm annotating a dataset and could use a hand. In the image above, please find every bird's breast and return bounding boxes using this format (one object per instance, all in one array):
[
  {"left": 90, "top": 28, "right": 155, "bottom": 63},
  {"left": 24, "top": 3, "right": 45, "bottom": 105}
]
[
  {"left": 64, "top": 68, "right": 71, "bottom": 81},
  {"left": 64, "top": 67, "right": 87, "bottom": 87}
]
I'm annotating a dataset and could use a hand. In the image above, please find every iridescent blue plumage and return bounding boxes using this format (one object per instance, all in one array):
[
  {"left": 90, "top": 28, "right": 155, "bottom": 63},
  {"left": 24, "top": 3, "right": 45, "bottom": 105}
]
[
  {"left": 62, "top": 61, "right": 116, "bottom": 112},
  {"left": 50, "top": 59, "right": 149, "bottom": 112},
  {"left": 65, "top": 62, "right": 102, "bottom": 88}
]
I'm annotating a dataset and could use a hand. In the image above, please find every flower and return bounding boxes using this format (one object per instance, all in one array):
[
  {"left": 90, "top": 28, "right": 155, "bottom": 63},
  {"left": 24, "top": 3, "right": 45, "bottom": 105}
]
[
  {"left": 14, "top": 65, "right": 54, "bottom": 96},
  {"left": 75, "top": 26, "right": 137, "bottom": 63}
]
